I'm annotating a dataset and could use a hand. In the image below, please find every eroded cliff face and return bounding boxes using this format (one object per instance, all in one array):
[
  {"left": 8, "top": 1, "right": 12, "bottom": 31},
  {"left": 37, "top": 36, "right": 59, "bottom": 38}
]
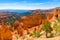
[
  {"left": 0, "top": 8, "right": 60, "bottom": 40},
  {"left": 53, "top": 8, "right": 60, "bottom": 18}
]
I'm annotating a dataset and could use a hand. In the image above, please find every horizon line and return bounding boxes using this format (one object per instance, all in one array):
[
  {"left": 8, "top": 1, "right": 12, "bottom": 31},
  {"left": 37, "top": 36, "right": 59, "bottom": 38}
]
[{"left": 0, "top": 7, "right": 59, "bottom": 10}]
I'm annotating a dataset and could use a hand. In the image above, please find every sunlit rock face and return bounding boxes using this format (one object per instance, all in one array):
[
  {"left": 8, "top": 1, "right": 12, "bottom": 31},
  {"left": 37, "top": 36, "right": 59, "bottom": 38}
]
[{"left": 53, "top": 8, "right": 60, "bottom": 18}]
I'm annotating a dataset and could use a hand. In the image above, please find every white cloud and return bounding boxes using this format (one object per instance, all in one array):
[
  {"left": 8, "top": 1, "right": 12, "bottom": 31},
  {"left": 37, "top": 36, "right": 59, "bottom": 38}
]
[
  {"left": 0, "top": 1, "right": 59, "bottom": 10},
  {"left": 0, "top": 2, "right": 45, "bottom": 10}
]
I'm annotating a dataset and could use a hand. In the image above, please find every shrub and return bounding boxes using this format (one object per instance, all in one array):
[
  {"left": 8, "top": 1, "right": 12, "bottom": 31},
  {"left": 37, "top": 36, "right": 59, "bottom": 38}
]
[
  {"left": 30, "top": 30, "right": 41, "bottom": 38},
  {"left": 42, "top": 21, "right": 53, "bottom": 38}
]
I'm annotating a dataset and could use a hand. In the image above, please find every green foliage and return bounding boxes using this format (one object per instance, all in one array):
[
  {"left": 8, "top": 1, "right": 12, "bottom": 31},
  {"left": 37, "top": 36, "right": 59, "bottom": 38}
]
[
  {"left": 16, "top": 35, "right": 19, "bottom": 40},
  {"left": 56, "top": 18, "right": 60, "bottom": 22},
  {"left": 7, "top": 15, "right": 21, "bottom": 26},
  {"left": 53, "top": 22, "right": 60, "bottom": 32},
  {"left": 7, "top": 18, "right": 15, "bottom": 26},
  {"left": 50, "top": 33, "right": 54, "bottom": 37},
  {"left": 30, "top": 30, "right": 41, "bottom": 38},
  {"left": 42, "top": 21, "right": 53, "bottom": 33}
]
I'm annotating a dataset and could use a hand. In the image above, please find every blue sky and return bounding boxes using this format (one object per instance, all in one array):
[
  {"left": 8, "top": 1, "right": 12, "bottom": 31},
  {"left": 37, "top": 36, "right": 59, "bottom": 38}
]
[{"left": 0, "top": 0, "right": 60, "bottom": 10}]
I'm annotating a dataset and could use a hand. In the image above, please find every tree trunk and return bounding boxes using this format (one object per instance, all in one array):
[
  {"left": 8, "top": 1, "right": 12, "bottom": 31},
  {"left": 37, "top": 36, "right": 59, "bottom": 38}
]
[{"left": 46, "top": 32, "right": 50, "bottom": 38}]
